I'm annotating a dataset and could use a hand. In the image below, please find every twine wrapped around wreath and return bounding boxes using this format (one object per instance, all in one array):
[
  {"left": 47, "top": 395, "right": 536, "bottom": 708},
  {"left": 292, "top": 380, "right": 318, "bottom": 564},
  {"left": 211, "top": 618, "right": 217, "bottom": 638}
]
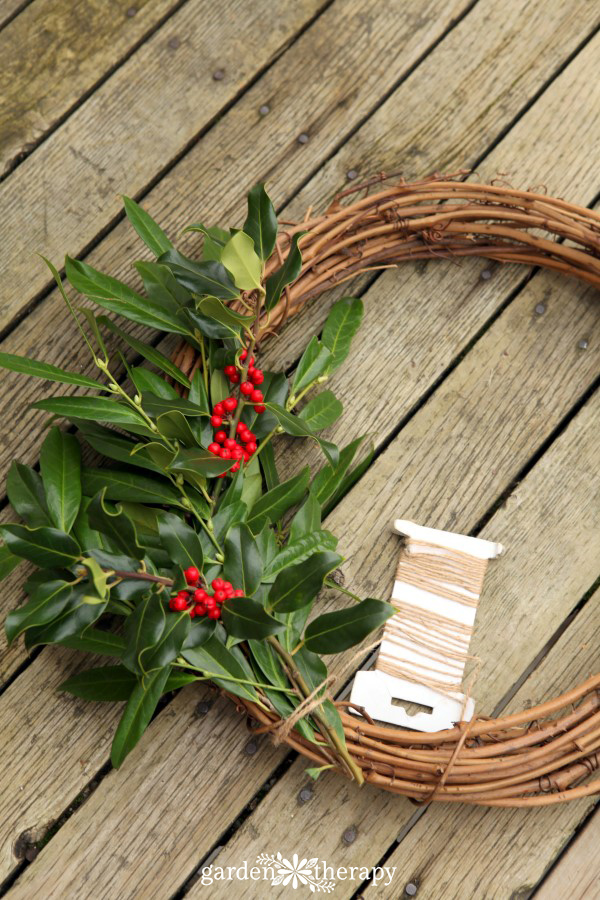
[{"left": 173, "top": 172, "right": 600, "bottom": 806}]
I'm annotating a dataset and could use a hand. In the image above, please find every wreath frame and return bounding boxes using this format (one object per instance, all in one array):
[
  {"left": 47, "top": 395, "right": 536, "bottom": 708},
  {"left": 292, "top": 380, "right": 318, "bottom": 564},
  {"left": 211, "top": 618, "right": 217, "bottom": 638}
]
[{"left": 173, "top": 173, "right": 600, "bottom": 807}]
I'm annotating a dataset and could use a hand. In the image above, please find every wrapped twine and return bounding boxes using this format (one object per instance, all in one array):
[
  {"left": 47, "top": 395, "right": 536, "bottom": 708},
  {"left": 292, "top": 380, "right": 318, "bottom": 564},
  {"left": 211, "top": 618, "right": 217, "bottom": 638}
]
[{"left": 174, "top": 172, "right": 600, "bottom": 805}]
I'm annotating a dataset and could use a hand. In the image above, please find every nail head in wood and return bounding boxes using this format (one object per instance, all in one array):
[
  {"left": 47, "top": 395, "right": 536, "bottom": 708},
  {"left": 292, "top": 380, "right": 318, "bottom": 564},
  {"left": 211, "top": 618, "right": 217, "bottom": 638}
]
[
  {"left": 535, "top": 302, "right": 546, "bottom": 315},
  {"left": 405, "top": 882, "right": 418, "bottom": 896},
  {"left": 298, "top": 786, "right": 313, "bottom": 804},
  {"left": 213, "top": 69, "right": 225, "bottom": 81},
  {"left": 244, "top": 739, "right": 258, "bottom": 756},
  {"left": 342, "top": 825, "right": 357, "bottom": 844},
  {"left": 168, "top": 37, "right": 180, "bottom": 50},
  {"left": 297, "top": 133, "right": 309, "bottom": 144},
  {"left": 126, "top": 7, "right": 137, "bottom": 16},
  {"left": 578, "top": 338, "right": 589, "bottom": 350},
  {"left": 259, "top": 104, "right": 270, "bottom": 116}
]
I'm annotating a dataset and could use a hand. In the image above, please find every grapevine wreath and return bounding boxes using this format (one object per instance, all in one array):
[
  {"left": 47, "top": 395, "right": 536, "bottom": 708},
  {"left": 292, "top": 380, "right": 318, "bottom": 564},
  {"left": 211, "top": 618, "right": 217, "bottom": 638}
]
[{"left": 1, "top": 173, "right": 599, "bottom": 807}]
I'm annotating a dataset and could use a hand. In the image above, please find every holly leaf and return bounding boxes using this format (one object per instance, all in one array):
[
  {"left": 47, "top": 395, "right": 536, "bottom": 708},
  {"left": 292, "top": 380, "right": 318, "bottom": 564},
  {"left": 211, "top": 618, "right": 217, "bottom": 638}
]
[
  {"left": 157, "top": 511, "right": 204, "bottom": 572},
  {"left": 246, "top": 467, "right": 310, "bottom": 533},
  {"left": 0, "top": 523, "right": 80, "bottom": 569},
  {"left": 0, "top": 351, "right": 100, "bottom": 389},
  {"left": 298, "top": 390, "right": 343, "bottom": 431},
  {"left": 24, "top": 584, "right": 107, "bottom": 648},
  {"left": 183, "top": 635, "right": 259, "bottom": 703},
  {"left": 292, "top": 336, "right": 332, "bottom": 394},
  {"left": 87, "top": 491, "right": 143, "bottom": 559},
  {"left": 6, "top": 462, "right": 52, "bottom": 527},
  {"left": 159, "top": 249, "right": 240, "bottom": 302},
  {"left": 221, "top": 597, "right": 284, "bottom": 640},
  {"left": 304, "top": 598, "right": 394, "bottom": 654},
  {"left": 122, "top": 195, "right": 172, "bottom": 257},
  {"left": 40, "top": 427, "right": 82, "bottom": 533},
  {"left": 111, "top": 667, "right": 171, "bottom": 767},
  {"left": 243, "top": 182, "right": 278, "bottom": 261},
  {"left": 0, "top": 543, "right": 21, "bottom": 582},
  {"left": 289, "top": 493, "right": 321, "bottom": 542},
  {"left": 264, "top": 232, "right": 304, "bottom": 311},
  {"left": 169, "top": 447, "right": 233, "bottom": 478},
  {"left": 31, "top": 395, "right": 149, "bottom": 430},
  {"left": 65, "top": 256, "right": 189, "bottom": 334},
  {"left": 223, "top": 523, "right": 262, "bottom": 596},
  {"left": 321, "top": 296, "right": 364, "bottom": 371},
  {"left": 263, "top": 530, "right": 338, "bottom": 580},
  {"left": 221, "top": 231, "right": 263, "bottom": 291},
  {"left": 99, "top": 317, "right": 190, "bottom": 388},
  {"left": 265, "top": 403, "right": 339, "bottom": 467},
  {"left": 267, "top": 551, "right": 343, "bottom": 614},
  {"left": 5, "top": 578, "right": 74, "bottom": 644}
]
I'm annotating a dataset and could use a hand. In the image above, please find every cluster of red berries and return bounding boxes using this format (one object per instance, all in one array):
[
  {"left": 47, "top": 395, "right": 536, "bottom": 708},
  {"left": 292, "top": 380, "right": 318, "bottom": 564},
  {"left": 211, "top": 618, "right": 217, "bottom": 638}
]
[
  {"left": 207, "top": 349, "right": 267, "bottom": 477},
  {"left": 168, "top": 566, "right": 244, "bottom": 620}
]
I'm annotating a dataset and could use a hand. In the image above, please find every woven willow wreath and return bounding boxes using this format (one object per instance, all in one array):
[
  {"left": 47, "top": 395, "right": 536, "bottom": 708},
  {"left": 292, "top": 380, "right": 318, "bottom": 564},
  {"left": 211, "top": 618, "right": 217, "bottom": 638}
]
[
  {"left": 1, "top": 173, "right": 598, "bottom": 809},
  {"left": 174, "top": 174, "right": 600, "bottom": 807}
]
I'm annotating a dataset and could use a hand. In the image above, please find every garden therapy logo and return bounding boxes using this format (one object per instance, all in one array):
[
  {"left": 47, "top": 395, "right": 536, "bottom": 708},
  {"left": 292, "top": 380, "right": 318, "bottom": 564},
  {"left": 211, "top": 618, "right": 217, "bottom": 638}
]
[
  {"left": 256, "top": 853, "right": 335, "bottom": 892},
  {"left": 198, "top": 853, "right": 397, "bottom": 891}
]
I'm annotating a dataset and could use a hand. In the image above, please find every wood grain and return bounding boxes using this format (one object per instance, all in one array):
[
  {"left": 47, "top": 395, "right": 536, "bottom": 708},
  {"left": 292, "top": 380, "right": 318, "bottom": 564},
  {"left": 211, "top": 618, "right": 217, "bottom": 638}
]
[
  {"left": 535, "top": 808, "right": 600, "bottom": 900},
  {"left": 366, "top": 588, "right": 600, "bottom": 899},
  {"left": 0, "top": 0, "right": 185, "bottom": 174},
  {"left": 0, "top": 0, "right": 325, "bottom": 330},
  {"left": 1, "top": 0, "right": 594, "bottom": 488},
  {"left": 0, "top": 0, "right": 476, "bottom": 684},
  {"left": 0, "top": 0, "right": 29, "bottom": 31},
  {"left": 0, "top": 1, "right": 598, "bottom": 895},
  {"left": 183, "top": 365, "right": 600, "bottom": 900}
]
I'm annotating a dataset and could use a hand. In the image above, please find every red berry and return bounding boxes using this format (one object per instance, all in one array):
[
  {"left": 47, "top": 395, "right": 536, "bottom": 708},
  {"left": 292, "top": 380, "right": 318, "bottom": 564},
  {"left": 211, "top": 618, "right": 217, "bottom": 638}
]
[
  {"left": 214, "top": 589, "right": 226, "bottom": 604},
  {"left": 213, "top": 402, "right": 224, "bottom": 416},
  {"left": 250, "top": 389, "right": 263, "bottom": 403},
  {"left": 247, "top": 356, "right": 255, "bottom": 367},
  {"left": 173, "top": 595, "right": 188, "bottom": 611},
  {"left": 219, "top": 448, "right": 231, "bottom": 459},
  {"left": 253, "top": 404, "right": 266, "bottom": 414},
  {"left": 208, "top": 608, "right": 221, "bottom": 620},
  {"left": 243, "top": 451, "right": 250, "bottom": 462},
  {"left": 214, "top": 430, "right": 227, "bottom": 443},
  {"left": 250, "top": 370, "right": 264, "bottom": 385},
  {"left": 224, "top": 365, "right": 237, "bottom": 377},
  {"left": 193, "top": 588, "right": 208, "bottom": 603},
  {"left": 218, "top": 472, "right": 227, "bottom": 479},
  {"left": 195, "top": 604, "right": 207, "bottom": 617},
  {"left": 235, "top": 422, "right": 247, "bottom": 434},
  {"left": 184, "top": 566, "right": 200, "bottom": 585},
  {"left": 224, "top": 437, "right": 236, "bottom": 450},
  {"left": 240, "top": 381, "right": 253, "bottom": 396},
  {"left": 240, "top": 349, "right": 248, "bottom": 361},
  {"left": 223, "top": 397, "right": 237, "bottom": 412},
  {"left": 223, "top": 581, "right": 233, "bottom": 593},
  {"left": 245, "top": 441, "right": 257, "bottom": 454},
  {"left": 243, "top": 431, "right": 256, "bottom": 443},
  {"left": 212, "top": 578, "right": 225, "bottom": 591},
  {"left": 189, "top": 607, "right": 196, "bottom": 618},
  {"left": 210, "top": 415, "right": 222, "bottom": 427},
  {"left": 231, "top": 446, "right": 244, "bottom": 459},
  {"left": 233, "top": 589, "right": 245, "bottom": 597},
  {"left": 230, "top": 461, "right": 240, "bottom": 472},
  {"left": 229, "top": 373, "right": 240, "bottom": 384},
  {"left": 208, "top": 442, "right": 221, "bottom": 454}
]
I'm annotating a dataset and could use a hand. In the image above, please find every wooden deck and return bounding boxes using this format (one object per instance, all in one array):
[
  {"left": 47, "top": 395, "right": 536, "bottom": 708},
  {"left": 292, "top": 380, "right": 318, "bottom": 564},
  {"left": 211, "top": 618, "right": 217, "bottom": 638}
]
[{"left": 1, "top": 0, "right": 599, "bottom": 896}]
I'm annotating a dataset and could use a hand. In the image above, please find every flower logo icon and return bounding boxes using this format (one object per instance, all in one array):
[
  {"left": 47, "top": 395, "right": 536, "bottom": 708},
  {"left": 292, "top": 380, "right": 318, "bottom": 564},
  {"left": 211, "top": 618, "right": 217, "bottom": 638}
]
[{"left": 256, "top": 852, "right": 336, "bottom": 892}]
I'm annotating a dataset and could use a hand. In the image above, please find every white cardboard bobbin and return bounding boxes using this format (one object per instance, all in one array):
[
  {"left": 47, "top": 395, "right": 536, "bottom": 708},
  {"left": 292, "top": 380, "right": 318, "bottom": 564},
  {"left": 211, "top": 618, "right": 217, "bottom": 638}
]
[{"left": 350, "top": 520, "right": 504, "bottom": 732}]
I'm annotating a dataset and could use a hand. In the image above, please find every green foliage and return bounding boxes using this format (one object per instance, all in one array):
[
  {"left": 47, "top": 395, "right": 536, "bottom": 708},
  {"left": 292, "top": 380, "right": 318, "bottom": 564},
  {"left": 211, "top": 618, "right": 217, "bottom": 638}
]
[{"left": 1, "top": 186, "right": 376, "bottom": 769}]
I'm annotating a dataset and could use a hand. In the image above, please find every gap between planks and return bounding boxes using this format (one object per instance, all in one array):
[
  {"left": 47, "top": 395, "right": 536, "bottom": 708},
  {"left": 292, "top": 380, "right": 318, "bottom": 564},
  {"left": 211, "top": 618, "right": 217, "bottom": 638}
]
[{"left": 1, "top": 1, "right": 600, "bottom": 892}]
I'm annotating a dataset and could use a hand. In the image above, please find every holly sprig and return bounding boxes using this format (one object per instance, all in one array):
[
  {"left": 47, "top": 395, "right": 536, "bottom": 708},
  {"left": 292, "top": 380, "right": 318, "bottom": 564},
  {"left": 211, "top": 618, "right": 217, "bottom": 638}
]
[{"left": 0, "top": 184, "right": 393, "bottom": 778}]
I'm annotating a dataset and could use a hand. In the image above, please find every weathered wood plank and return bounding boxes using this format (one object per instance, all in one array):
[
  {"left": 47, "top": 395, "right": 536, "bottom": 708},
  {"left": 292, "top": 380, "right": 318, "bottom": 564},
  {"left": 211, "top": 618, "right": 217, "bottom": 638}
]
[
  {"left": 10, "top": 372, "right": 599, "bottom": 900},
  {"left": 0, "top": 0, "right": 29, "bottom": 31},
  {"left": 0, "top": 0, "right": 326, "bottom": 330},
  {"left": 0, "top": 0, "right": 478, "bottom": 677},
  {"left": 0, "top": 0, "right": 186, "bottom": 175},
  {"left": 365, "top": 590, "right": 600, "bottom": 900},
  {"left": 3, "top": 683, "right": 285, "bottom": 895},
  {"left": 0, "top": 1, "right": 596, "bottom": 892},
  {"left": 184, "top": 388, "right": 600, "bottom": 900},
  {"left": 534, "top": 809, "right": 600, "bottom": 900},
  {"left": 0, "top": 0, "right": 594, "bottom": 488}
]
